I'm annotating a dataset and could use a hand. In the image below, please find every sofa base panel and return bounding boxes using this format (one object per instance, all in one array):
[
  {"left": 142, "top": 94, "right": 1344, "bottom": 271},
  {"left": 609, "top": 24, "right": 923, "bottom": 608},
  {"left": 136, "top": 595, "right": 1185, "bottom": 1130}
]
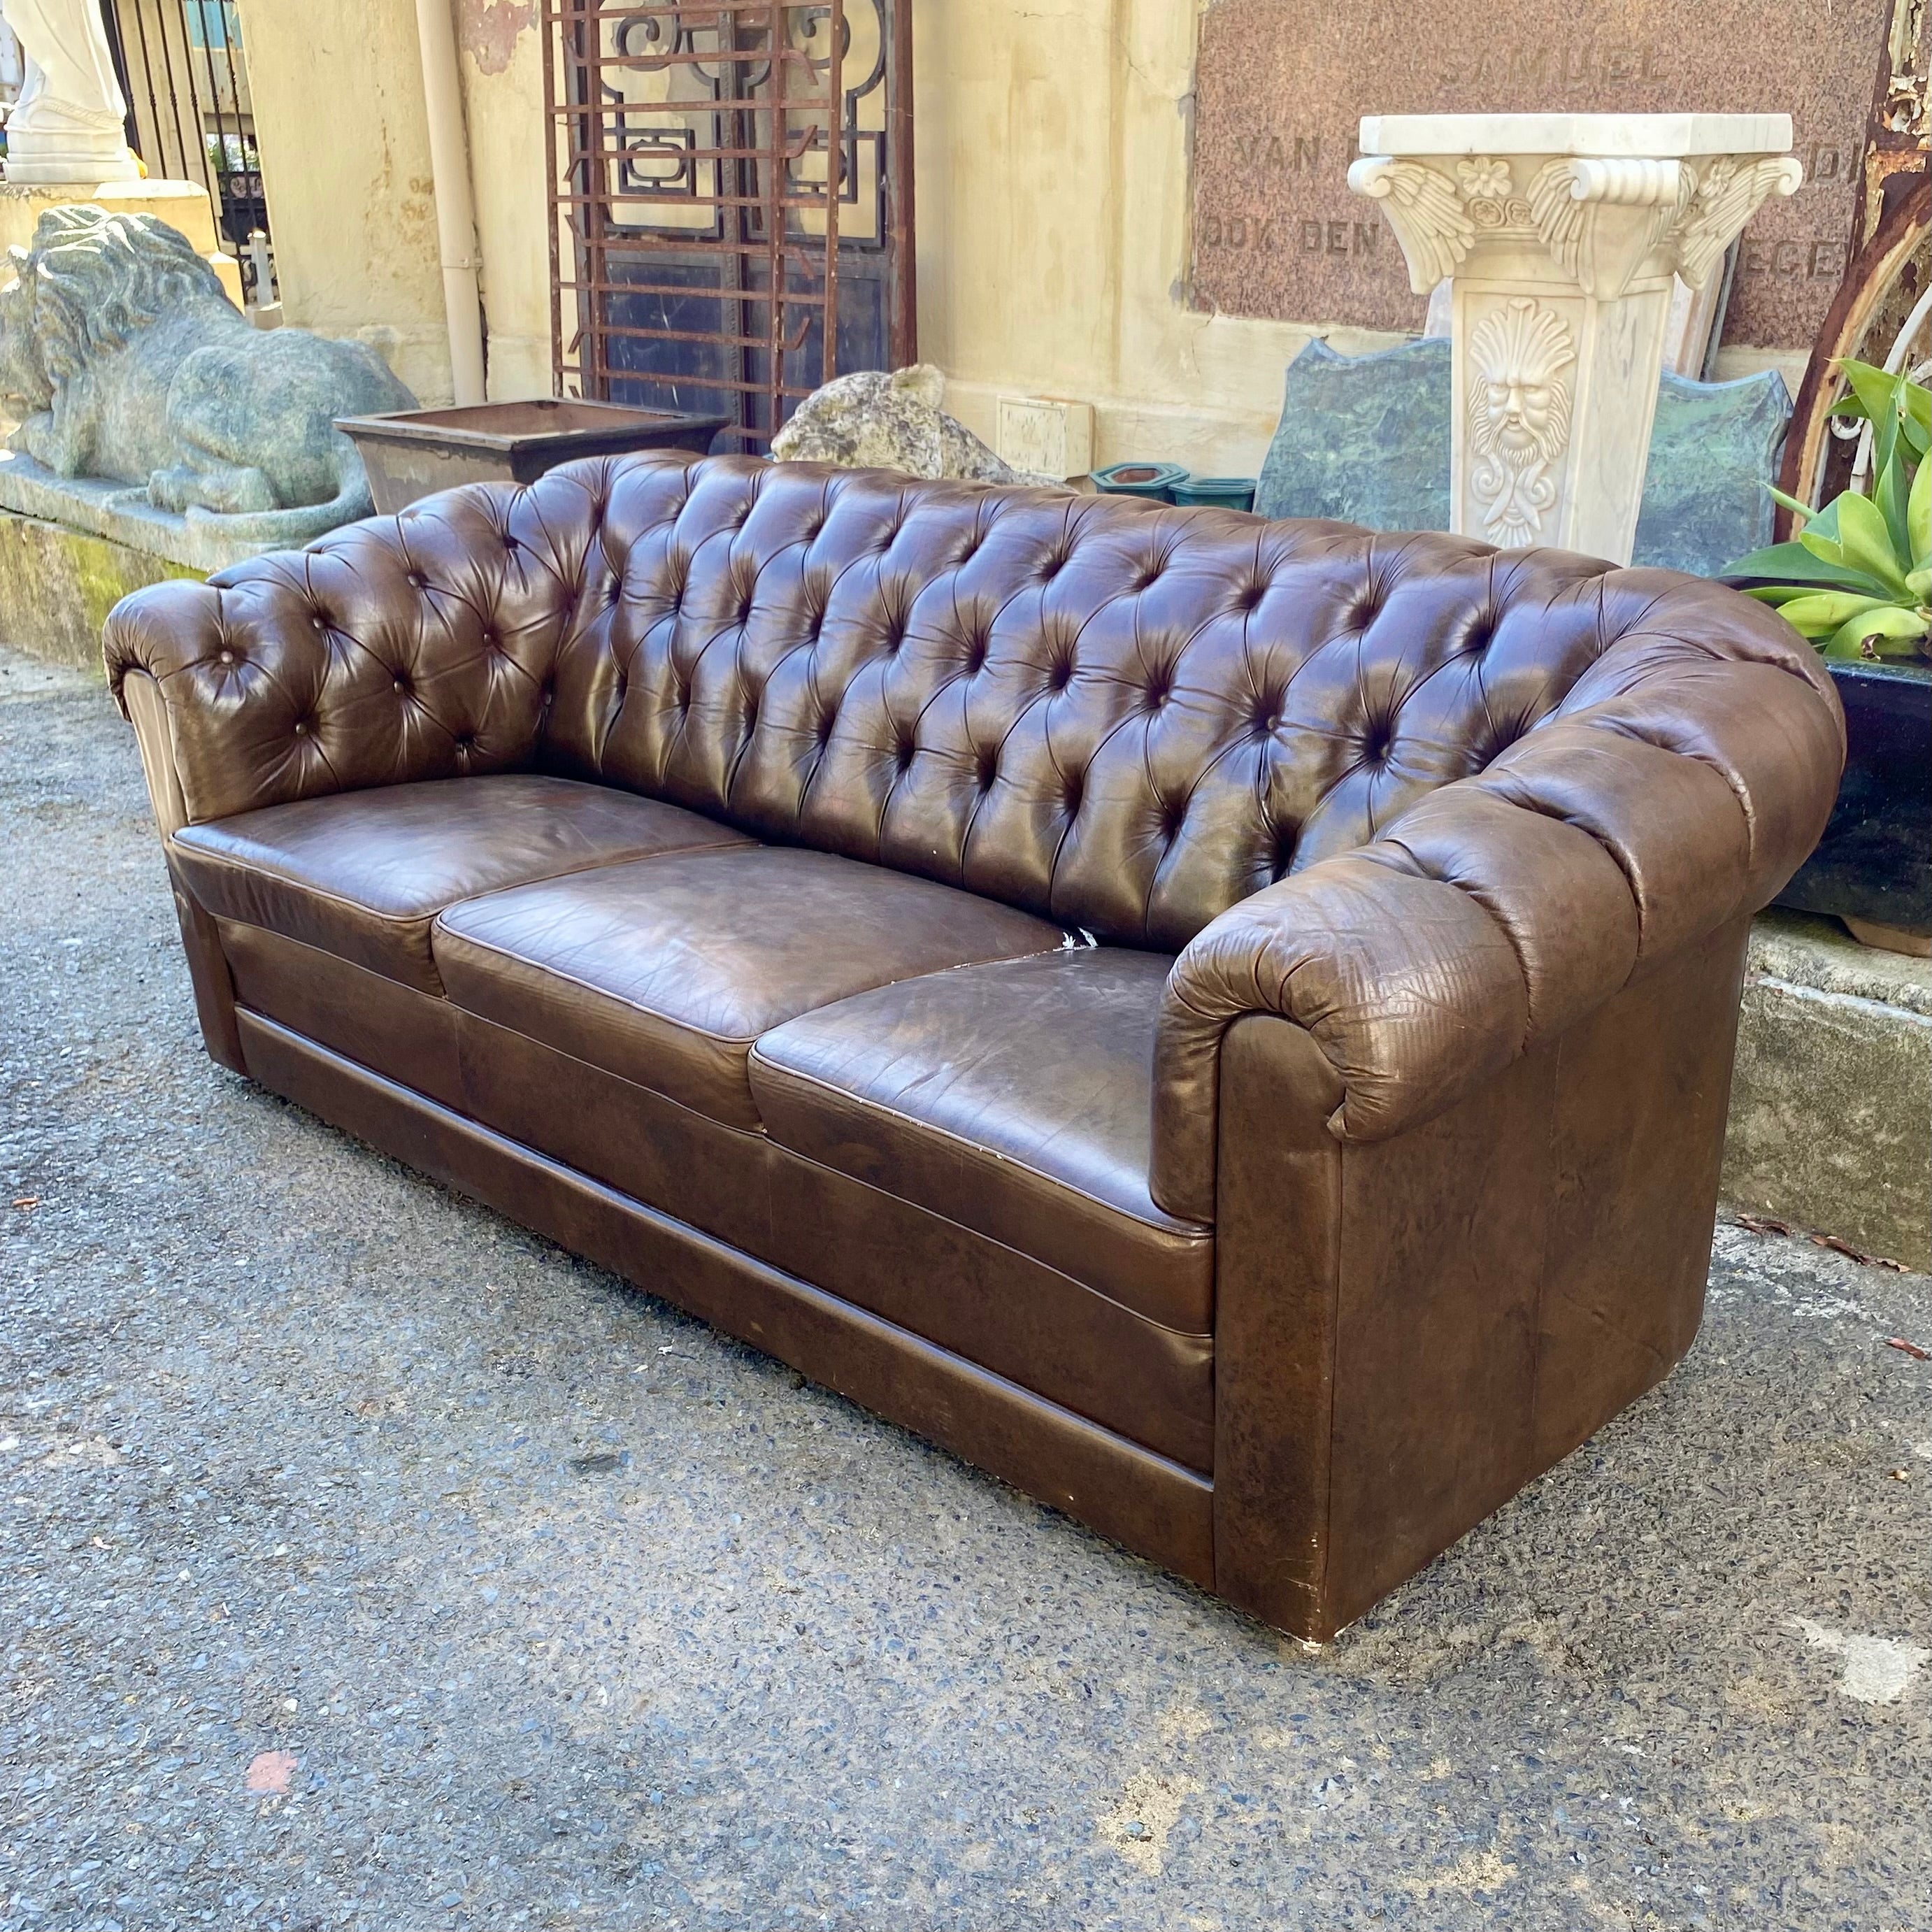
[{"left": 231, "top": 1008, "right": 1217, "bottom": 1589}]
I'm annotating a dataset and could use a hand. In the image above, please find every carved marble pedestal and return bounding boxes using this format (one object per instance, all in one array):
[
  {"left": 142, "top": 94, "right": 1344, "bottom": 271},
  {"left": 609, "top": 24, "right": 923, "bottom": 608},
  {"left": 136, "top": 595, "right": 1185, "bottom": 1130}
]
[{"left": 1349, "top": 113, "right": 1801, "bottom": 563}]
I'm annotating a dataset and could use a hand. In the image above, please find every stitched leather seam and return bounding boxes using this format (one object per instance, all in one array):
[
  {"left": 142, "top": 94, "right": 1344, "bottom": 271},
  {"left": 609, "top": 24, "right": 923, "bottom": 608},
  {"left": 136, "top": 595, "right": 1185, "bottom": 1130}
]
[
  {"left": 748, "top": 1043, "right": 1215, "bottom": 1253},
  {"left": 174, "top": 824, "right": 750, "bottom": 933},
  {"left": 434, "top": 914, "right": 1064, "bottom": 1051}
]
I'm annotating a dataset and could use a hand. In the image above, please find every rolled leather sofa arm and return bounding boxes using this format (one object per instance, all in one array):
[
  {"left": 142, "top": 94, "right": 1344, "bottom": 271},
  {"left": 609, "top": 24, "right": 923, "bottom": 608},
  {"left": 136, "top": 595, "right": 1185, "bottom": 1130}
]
[
  {"left": 101, "top": 480, "right": 593, "bottom": 829},
  {"left": 1150, "top": 644, "right": 1845, "bottom": 1224}
]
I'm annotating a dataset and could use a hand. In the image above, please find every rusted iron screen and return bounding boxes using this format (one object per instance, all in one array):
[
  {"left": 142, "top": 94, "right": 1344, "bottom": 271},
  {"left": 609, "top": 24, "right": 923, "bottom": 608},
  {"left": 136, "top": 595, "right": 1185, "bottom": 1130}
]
[{"left": 543, "top": 0, "right": 915, "bottom": 449}]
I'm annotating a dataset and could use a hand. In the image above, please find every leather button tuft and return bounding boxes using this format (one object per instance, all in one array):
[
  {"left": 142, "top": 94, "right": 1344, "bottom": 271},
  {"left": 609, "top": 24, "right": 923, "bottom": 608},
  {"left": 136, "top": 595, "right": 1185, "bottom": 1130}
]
[
  {"left": 310, "top": 613, "right": 328, "bottom": 632},
  {"left": 406, "top": 572, "right": 427, "bottom": 589},
  {"left": 394, "top": 676, "right": 409, "bottom": 694},
  {"left": 292, "top": 719, "right": 310, "bottom": 736},
  {"left": 217, "top": 649, "right": 235, "bottom": 666},
  {"left": 1267, "top": 820, "right": 1298, "bottom": 879}
]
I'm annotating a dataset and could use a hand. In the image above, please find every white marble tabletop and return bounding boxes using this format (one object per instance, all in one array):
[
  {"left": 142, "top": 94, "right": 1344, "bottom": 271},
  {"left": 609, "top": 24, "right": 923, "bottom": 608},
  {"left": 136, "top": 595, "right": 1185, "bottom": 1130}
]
[{"left": 1357, "top": 113, "right": 1794, "bottom": 158}]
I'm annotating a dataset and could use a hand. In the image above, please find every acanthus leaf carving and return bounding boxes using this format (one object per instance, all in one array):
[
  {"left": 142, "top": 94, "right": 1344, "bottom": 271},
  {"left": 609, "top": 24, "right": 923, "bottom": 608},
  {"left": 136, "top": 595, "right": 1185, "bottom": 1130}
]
[
  {"left": 1525, "top": 155, "right": 1689, "bottom": 296},
  {"left": 1526, "top": 157, "right": 1587, "bottom": 282},
  {"left": 1345, "top": 157, "right": 1473, "bottom": 294},
  {"left": 1667, "top": 155, "right": 1806, "bottom": 288}
]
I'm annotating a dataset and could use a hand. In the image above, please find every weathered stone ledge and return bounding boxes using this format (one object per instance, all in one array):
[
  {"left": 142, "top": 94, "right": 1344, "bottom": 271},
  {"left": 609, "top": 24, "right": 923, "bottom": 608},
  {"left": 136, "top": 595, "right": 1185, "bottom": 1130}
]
[{"left": 1724, "top": 911, "right": 1932, "bottom": 1273}]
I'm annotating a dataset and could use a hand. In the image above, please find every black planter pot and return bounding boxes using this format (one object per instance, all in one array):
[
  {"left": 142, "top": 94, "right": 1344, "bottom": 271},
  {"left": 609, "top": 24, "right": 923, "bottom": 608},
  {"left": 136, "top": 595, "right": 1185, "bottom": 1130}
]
[{"left": 1775, "top": 661, "right": 1931, "bottom": 938}]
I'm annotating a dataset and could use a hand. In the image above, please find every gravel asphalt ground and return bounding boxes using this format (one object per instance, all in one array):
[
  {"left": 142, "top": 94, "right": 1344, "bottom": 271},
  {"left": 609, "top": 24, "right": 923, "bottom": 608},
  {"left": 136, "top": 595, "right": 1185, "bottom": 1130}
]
[{"left": 3, "top": 643, "right": 1929, "bottom": 1931}]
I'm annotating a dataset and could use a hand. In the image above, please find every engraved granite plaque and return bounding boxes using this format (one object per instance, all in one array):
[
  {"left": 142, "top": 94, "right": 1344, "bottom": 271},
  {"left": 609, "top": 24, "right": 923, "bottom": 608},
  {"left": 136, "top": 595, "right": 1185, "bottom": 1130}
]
[{"left": 1190, "top": 0, "right": 1889, "bottom": 347}]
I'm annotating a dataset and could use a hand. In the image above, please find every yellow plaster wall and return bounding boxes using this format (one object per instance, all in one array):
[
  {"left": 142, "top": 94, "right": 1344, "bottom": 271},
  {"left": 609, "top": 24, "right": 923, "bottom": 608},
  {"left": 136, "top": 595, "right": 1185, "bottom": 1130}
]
[
  {"left": 236, "top": 0, "right": 1412, "bottom": 466},
  {"left": 912, "top": 0, "right": 1405, "bottom": 475},
  {"left": 232, "top": 0, "right": 453, "bottom": 404}
]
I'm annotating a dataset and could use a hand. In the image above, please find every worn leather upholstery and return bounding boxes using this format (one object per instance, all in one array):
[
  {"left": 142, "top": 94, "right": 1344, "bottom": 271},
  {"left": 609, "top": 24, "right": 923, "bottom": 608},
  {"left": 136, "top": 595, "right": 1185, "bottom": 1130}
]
[
  {"left": 171, "top": 775, "right": 748, "bottom": 992},
  {"left": 750, "top": 948, "right": 1212, "bottom": 1332},
  {"left": 104, "top": 450, "right": 1847, "bottom": 1638},
  {"left": 1151, "top": 594, "right": 1844, "bottom": 1217},
  {"left": 431, "top": 846, "right": 1067, "bottom": 1129}
]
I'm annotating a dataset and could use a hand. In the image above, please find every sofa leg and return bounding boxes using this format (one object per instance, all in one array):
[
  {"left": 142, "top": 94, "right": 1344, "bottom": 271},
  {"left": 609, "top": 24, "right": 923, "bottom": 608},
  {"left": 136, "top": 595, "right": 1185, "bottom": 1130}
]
[{"left": 1212, "top": 922, "right": 1750, "bottom": 1641}]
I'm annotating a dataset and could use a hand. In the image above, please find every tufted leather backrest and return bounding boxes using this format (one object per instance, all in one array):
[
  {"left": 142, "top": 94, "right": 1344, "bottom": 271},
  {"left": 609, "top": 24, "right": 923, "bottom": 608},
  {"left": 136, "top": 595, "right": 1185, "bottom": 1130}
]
[
  {"left": 105, "top": 450, "right": 1833, "bottom": 953},
  {"left": 531, "top": 454, "right": 1743, "bottom": 950},
  {"left": 103, "top": 483, "right": 579, "bottom": 820}
]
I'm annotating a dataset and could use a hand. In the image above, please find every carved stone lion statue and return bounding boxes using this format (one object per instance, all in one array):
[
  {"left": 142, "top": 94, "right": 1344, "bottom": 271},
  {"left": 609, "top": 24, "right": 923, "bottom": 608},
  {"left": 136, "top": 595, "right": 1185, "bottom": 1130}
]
[
  {"left": 771, "top": 363, "right": 1068, "bottom": 489},
  {"left": 0, "top": 204, "right": 417, "bottom": 543}
]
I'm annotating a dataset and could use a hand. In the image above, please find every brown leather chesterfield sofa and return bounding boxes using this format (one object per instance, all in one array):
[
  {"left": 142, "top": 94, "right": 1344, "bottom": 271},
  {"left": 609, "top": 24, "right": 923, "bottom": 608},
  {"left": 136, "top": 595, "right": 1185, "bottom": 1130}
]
[{"left": 104, "top": 452, "right": 1844, "bottom": 1639}]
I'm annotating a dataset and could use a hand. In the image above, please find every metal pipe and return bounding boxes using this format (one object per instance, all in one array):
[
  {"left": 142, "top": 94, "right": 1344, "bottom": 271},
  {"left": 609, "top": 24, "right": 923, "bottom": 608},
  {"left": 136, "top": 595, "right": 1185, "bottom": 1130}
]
[{"left": 413, "top": 0, "right": 487, "bottom": 405}]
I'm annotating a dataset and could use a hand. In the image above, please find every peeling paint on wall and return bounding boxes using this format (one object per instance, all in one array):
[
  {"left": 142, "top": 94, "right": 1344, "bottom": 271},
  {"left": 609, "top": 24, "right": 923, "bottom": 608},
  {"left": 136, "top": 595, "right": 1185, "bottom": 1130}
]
[{"left": 458, "top": 0, "right": 535, "bottom": 76}]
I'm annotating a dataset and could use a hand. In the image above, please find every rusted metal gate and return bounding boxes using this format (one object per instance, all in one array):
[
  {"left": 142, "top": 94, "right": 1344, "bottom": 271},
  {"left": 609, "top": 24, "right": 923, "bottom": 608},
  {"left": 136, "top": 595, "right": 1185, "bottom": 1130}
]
[
  {"left": 542, "top": 0, "right": 915, "bottom": 448},
  {"left": 99, "top": 0, "right": 272, "bottom": 301}
]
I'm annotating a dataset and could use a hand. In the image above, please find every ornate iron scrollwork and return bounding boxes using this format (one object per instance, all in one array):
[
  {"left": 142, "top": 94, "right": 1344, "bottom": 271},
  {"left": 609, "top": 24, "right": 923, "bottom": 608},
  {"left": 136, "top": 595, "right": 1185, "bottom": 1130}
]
[{"left": 545, "top": 0, "right": 914, "bottom": 445}]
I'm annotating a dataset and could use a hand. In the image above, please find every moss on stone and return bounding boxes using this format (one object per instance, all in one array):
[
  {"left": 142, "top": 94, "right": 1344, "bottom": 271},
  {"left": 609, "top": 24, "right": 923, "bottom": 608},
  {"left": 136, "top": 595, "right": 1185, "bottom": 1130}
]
[{"left": 0, "top": 510, "right": 203, "bottom": 677}]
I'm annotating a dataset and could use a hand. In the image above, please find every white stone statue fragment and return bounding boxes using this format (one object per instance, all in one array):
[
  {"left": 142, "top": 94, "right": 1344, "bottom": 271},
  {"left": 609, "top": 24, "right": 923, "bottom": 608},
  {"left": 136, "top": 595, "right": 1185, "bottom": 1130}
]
[{"left": 1, "top": 0, "right": 140, "bottom": 185}]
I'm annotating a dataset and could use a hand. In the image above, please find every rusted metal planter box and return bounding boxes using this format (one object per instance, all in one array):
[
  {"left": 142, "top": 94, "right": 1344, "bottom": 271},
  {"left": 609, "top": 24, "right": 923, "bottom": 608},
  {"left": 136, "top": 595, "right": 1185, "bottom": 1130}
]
[{"left": 336, "top": 399, "right": 730, "bottom": 513}]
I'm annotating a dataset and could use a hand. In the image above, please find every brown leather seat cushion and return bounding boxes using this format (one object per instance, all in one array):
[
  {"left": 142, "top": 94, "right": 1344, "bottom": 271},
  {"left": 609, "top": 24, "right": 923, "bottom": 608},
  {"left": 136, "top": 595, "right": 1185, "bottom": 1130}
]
[
  {"left": 171, "top": 775, "right": 747, "bottom": 993},
  {"left": 430, "top": 847, "right": 1068, "bottom": 1131},
  {"left": 749, "top": 948, "right": 1214, "bottom": 1333}
]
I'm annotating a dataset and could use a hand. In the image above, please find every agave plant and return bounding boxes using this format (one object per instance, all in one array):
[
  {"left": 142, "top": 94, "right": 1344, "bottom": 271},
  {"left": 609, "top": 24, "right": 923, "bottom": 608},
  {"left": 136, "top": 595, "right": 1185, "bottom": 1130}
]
[{"left": 1723, "top": 360, "right": 1931, "bottom": 664}]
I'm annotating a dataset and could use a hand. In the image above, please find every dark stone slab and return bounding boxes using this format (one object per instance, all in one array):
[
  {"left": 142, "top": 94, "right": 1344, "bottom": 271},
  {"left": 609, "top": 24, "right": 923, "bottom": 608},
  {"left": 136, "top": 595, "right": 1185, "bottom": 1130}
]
[
  {"left": 1254, "top": 337, "right": 1452, "bottom": 532},
  {"left": 1636, "top": 368, "right": 1791, "bottom": 575},
  {"left": 1254, "top": 339, "right": 1791, "bottom": 579},
  {"left": 1190, "top": 0, "right": 1891, "bottom": 348}
]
